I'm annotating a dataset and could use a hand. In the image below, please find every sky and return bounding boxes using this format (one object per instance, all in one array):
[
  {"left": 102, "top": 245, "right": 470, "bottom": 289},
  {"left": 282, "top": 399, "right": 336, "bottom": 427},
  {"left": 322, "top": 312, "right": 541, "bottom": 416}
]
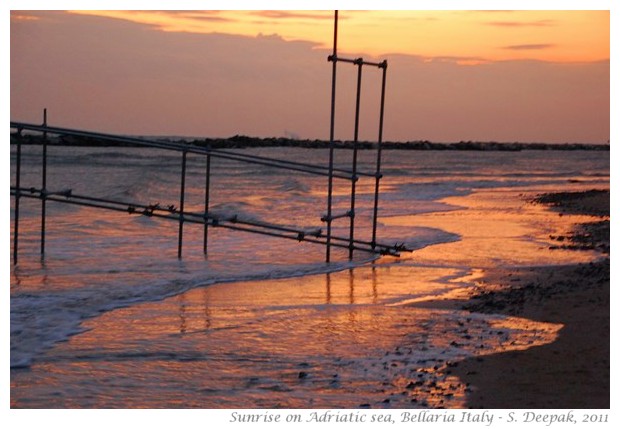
[{"left": 8, "top": 4, "right": 612, "bottom": 143}]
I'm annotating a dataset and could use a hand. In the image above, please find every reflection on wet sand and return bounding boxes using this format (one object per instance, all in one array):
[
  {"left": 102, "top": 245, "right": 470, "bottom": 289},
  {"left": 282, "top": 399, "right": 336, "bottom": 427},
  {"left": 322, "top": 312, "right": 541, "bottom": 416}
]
[
  {"left": 11, "top": 188, "right": 604, "bottom": 408},
  {"left": 11, "top": 259, "right": 562, "bottom": 408},
  {"left": 174, "top": 268, "right": 376, "bottom": 339}
]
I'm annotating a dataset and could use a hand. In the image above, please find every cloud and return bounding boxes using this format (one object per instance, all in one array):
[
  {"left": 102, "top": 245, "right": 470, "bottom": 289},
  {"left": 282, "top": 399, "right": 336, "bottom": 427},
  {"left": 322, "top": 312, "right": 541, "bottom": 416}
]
[
  {"left": 144, "top": 10, "right": 233, "bottom": 23},
  {"left": 251, "top": 11, "right": 335, "bottom": 21},
  {"left": 10, "top": 12, "right": 40, "bottom": 21},
  {"left": 502, "top": 44, "right": 556, "bottom": 51},
  {"left": 425, "top": 56, "right": 490, "bottom": 65},
  {"left": 487, "top": 20, "right": 555, "bottom": 27},
  {"left": 64, "top": 10, "right": 235, "bottom": 33}
]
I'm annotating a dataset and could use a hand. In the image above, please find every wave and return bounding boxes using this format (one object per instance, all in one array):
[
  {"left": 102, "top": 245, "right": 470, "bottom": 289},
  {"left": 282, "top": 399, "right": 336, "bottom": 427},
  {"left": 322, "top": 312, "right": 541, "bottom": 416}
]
[{"left": 9, "top": 251, "right": 374, "bottom": 369}]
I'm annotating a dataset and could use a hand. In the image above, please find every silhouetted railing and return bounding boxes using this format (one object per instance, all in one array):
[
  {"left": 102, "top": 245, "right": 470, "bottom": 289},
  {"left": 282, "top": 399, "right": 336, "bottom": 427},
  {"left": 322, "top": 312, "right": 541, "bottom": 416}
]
[
  {"left": 10, "top": 118, "right": 408, "bottom": 264},
  {"left": 10, "top": 11, "right": 409, "bottom": 265}
]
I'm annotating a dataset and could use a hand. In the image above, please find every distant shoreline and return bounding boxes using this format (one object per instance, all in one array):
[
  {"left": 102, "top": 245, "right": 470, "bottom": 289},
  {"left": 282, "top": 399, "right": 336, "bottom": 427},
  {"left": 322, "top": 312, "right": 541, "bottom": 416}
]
[{"left": 10, "top": 133, "right": 609, "bottom": 151}]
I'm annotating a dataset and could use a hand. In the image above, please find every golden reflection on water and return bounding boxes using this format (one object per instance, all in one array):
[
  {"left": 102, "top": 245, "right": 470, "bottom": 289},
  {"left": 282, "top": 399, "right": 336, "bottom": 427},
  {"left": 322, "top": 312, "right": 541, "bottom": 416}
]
[
  {"left": 385, "top": 188, "right": 604, "bottom": 268},
  {"left": 10, "top": 187, "right": 603, "bottom": 408},
  {"left": 12, "top": 262, "right": 563, "bottom": 408}
]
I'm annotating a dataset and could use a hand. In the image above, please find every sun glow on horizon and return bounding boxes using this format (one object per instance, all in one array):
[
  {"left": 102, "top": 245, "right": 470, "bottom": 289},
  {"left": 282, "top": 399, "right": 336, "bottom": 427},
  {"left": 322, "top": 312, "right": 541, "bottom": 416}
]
[{"left": 63, "top": 9, "right": 610, "bottom": 63}]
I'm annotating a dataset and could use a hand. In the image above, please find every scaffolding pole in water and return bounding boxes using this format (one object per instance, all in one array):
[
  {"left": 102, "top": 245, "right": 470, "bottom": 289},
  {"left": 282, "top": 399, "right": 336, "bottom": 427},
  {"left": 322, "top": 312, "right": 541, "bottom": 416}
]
[
  {"left": 12, "top": 128, "right": 22, "bottom": 265},
  {"left": 326, "top": 10, "right": 389, "bottom": 260},
  {"left": 348, "top": 58, "right": 363, "bottom": 260},
  {"left": 9, "top": 120, "right": 408, "bottom": 263},
  {"left": 203, "top": 153, "right": 211, "bottom": 255},
  {"left": 177, "top": 150, "right": 187, "bottom": 259},
  {"left": 325, "top": 10, "right": 339, "bottom": 263},
  {"left": 373, "top": 62, "right": 388, "bottom": 249},
  {"left": 40, "top": 108, "right": 48, "bottom": 257}
]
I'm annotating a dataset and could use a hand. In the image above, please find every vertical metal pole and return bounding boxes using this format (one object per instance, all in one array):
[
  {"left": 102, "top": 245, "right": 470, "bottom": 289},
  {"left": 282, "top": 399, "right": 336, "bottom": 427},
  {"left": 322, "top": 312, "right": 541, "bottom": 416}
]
[
  {"left": 203, "top": 153, "right": 211, "bottom": 255},
  {"left": 13, "top": 129, "right": 23, "bottom": 265},
  {"left": 371, "top": 62, "right": 387, "bottom": 249},
  {"left": 326, "top": 10, "right": 338, "bottom": 263},
  {"left": 40, "top": 108, "right": 48, "bottom": 257},
  {"left": 348, "top": 60, "right": 363, "bottom": 260},
  {"left": 178, "top": 150, "right": 187, "bottom": 259}
]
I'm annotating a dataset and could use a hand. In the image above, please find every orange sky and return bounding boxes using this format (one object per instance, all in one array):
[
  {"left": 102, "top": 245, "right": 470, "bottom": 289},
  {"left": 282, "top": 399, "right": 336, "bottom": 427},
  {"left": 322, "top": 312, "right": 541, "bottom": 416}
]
[
  {"left": 67, "top": 10, "right": 609, "bottom": 63},
  {"left": 9, "top": 9, "right": 611, "bottom": 143}
]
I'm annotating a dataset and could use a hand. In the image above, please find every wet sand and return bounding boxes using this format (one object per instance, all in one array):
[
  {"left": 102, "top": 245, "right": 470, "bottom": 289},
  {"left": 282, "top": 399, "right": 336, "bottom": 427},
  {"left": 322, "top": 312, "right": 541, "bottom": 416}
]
[{"left": 452, "top": 190, "right": 610, "bottom": 408}]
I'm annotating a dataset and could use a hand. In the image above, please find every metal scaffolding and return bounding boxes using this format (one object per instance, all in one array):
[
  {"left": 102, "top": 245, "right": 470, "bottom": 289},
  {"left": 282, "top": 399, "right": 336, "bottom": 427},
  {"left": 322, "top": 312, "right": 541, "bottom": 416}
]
[
  {"left": 10, "top": 11, "right": 408, "bottom": 265},
  {"left": 324, "top": 10, "right": 388, "bottom": 262}
]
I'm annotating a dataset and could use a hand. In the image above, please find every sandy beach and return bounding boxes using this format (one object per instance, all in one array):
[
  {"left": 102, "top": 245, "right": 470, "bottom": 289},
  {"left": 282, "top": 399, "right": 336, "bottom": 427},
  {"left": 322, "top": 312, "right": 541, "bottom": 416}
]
[{"left": 451, "top": 189, "right": 610, "bottom": 408}]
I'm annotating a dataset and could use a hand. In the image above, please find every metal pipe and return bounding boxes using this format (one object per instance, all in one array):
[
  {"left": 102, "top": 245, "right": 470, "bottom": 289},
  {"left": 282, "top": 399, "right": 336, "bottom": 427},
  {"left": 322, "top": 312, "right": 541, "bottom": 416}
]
[
  {"left": 210, "top": 147, "right": 375, "bottom": 178},
  {"left": 12, "top": 129, "right": 22, "bottom": 265},
  {"left": 9, "top": 122, "right": 362, "bottom": 180},
  {"left": 42, "top": 191, "right": 174, "bottom": 213},
  {"left": 207, "top": 214, "right": 319, "bottom": 237},
  {"left": 14, "top": 192, "right": 166, "bottom": 216},
  {"left": 11, "top": 189, "right": 203, "bottom": 223},
  {"left": 325, "top": 9, "right": 338, "bottom": 263},
  {"left": 349, "top": 60, "right": 363, "bottom": 259},
  {"left": 12, "top": 186, "right": 408, "bottom": 256},
  {"left": 9, "top": 45, "right": 396, "bottom": 261},
  {"left": 203, "top": 153, "right": 211, "bottom": 255},
  {"left": 211, "top": 221, "right": 380, "bottom": 254},
  {"left": 321, "top": 210, "right": 352, "bottom": 222},
  {"left": 206, "top": 147, "right": 354, "bottom": 179},
  {"left": 15, "top": 184, "right": 406, "bottom": 249},
  {"left": 329, "top": 56, "right": 387, "bottom": 68},
  {"left": 178, "top": 150, "right": 187, "bottom": 258},
  {"left": 371, "top": 61, "right": 388, "bottom": 249},
  {"left": 40, "top": 109, "right": 48, "bottom": 257}
]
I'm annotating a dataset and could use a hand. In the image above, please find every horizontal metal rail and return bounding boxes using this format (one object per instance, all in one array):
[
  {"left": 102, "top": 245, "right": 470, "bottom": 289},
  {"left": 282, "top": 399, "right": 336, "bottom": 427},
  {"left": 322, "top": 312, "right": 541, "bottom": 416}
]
[
  {"left": 11, "top": 186, "right": 409, "bottom": 256},
  {"left": 10, "top": 122, "right": 379, "bottom": 180},
  {"left": 328, "top": 55, "right": 387, "bottom": 69},
  {"left": 321, "top": 211, "right": 352, "bottom": 222},
  {"left": 205, "top": 147, "right": 376, "bottom": 179}
]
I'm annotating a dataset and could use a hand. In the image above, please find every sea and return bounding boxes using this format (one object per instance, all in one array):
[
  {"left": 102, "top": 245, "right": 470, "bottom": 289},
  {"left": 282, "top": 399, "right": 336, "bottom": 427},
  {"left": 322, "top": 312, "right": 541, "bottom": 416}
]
[{"left": 9, "top": 145, "right": 609, "bottom": 408}]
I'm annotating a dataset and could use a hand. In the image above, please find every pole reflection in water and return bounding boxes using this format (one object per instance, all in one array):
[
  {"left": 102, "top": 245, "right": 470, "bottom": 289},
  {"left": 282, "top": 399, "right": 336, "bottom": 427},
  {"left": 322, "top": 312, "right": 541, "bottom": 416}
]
[
  {"left": 178, "top": 295, "right": 187, "bottom": 335},
  {"left": 348, "top": 269, "right": 355, "bottom": 305},
  {"left": 325, "top": 272, "right": 332, "bottom": 305},
  {"left": 203, "top": 287, "right": 211, "bottom": 331},
  {"left": 9, "top": 262, "right": 561, "bottom": 408},
  {"left": 372, "top": 265, "right": 378, "bottom": 304}
]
